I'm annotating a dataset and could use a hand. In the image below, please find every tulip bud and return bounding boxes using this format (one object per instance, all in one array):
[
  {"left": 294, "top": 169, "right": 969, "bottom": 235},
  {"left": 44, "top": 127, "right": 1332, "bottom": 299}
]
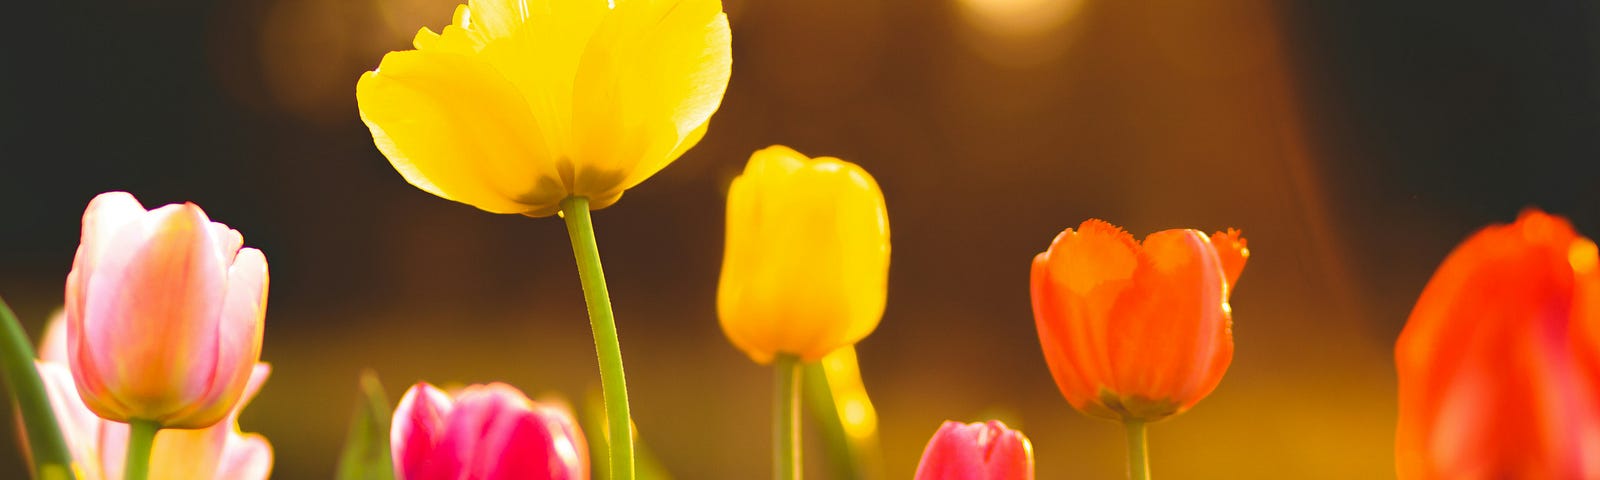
[
  {"left": 717, "top": 145, "right": 891, "bottom": 364},
  {"left": 1395, "top": 209, "right": 1600, "bottom": 478},
  {"left": 1030, "top": 220, "right": 1246, "bottom": 421},
  {"left": 36, "top": 313, "right": 273, "bottom": 480},
  {"left": 913, "top": 420, "right": 1034, "bottom": 480},
  {"left": 64, "top": 192, "right": 268, "bottom": 429},
  {"left": 391, "top": 382, "right": 588, "bottom": 480}
]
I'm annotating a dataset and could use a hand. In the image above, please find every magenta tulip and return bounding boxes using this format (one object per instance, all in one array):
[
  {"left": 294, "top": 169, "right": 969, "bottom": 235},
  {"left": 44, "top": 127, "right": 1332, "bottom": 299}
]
[
  {"left": 914, "top": 420, "right": 1035, "bottom": 480},
  {"left": 391, "top": 382, "right": 588, "bottom": 480},
  {"left": 65, "top": 191, "right": 268, "bottom": 429}
]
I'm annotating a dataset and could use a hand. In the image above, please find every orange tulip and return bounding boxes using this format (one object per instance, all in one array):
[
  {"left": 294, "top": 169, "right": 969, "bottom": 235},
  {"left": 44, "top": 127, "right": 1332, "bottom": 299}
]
[
  {"left": 1029, "top": 219, "right": 1246, "bottom": 421},
  {"left": 1395, "top": 209, "right": 1600, "bottom": 479}
]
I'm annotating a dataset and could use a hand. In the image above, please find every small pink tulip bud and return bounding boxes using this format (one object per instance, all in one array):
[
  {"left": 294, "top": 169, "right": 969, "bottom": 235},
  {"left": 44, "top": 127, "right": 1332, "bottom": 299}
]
[
  {"left": 914, "top": 420, "right": 1035, "bottom": 480},
  {"left": 391, "top": 382, "right": 588, "bottom": 480},
  {"left": 64, "top": 192, "right": 268, "bottom": 428}
]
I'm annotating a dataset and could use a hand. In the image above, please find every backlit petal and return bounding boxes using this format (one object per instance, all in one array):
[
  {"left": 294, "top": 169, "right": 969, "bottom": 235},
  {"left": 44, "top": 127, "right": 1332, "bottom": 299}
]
[{"left": 357, "top": 50, "right": 561, "bottom": 214}]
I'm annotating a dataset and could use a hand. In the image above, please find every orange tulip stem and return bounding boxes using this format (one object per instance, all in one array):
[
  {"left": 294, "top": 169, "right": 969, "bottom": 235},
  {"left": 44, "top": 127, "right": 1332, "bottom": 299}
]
[
  {"left": 124, "top": 419, "right": 159, "bottom": 480},
  {"left": 560, "top": 196, "right": 635, "bottom": 480},
  {"left": 1124, "top": 419, "right": 1150, "bottom": 480},
  {"left": 0, "top": 297, "right": 75, "bottom": 479},
  {"left": 774, "top": 354, "right": 802, "bottom": 480}
]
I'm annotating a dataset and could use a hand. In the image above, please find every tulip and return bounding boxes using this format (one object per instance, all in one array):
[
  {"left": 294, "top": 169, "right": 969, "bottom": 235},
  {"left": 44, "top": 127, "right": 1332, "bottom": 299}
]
[
  {"left": 65, "top": 192, "right": 268, "bottom": 430},
  {"left": 717, "top": 145, "right": 892, "bottom": 364},
  {"left": 33, "top": 314, "right": 272, "bottom": 480},
  {"left": 913, "top": 420, "right": 1034, "bottom": 480},
  {"left": 1031, "top": 220, "right": 1245, "bottom": 480},
  {"left": 1395, "top": 209, "right": 1600, "bottom": 479},
  {"left": 392, "top": 382, "right": 588, "bottom": 480},
  {"left": 1030, "top": 220, "right": 1245, "bottom": 421},
  {"left": 355, "top": 0, "right": 733, "bottom": 217}
]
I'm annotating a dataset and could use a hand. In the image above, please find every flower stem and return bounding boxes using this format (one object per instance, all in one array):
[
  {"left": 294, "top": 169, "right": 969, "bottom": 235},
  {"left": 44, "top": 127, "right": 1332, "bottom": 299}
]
[
  {"left": 1124, "top": 419, "right": 1150, "bottom": 480},
  {"left": 124, "top": 419, "right": 159, "bottom": 480},
  {"left": 559, "top": 196, "right": 634, "bottom": 480},
  {"left": 774, "top": 354, "right": 801, "bottom": 480},
  {"left": 0, "top": 296, "right": 75, "bottom": 479}
]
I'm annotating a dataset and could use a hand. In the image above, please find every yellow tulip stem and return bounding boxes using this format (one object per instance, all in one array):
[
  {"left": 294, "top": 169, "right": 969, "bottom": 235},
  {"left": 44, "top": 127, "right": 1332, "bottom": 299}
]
[
  {"left": 774, "top": 354, "right": 802, "bottom": 480},
  {"left": 1124, "top": 419, "right": 1150, "bottom": 480},
  {"left": 559, "top": 196, "right": 635, "bottom": 480},
  {"left": 0, "top": 297, "right": 76, "bottom": 480},
  {"left": 124, "top": 419, "right": 159, "bottom": 480}
]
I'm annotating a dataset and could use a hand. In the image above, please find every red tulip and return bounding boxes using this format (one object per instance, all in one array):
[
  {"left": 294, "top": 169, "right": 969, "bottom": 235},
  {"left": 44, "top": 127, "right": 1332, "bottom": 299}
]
[
  {"left": 391, "top": 382, "right": 588, "bottom": 480},
  {"left": 65, "top": 192, "right": 268, "bottom": 429},
  {"left": 1395, "top": 209, "right": 1600, "bottom": 479},
  {"left": 913, "top": 420, "right": 1033, "bottom": 480},
  {"left": 1030, "top": 219, "right": 1247, "bottom": 421}
]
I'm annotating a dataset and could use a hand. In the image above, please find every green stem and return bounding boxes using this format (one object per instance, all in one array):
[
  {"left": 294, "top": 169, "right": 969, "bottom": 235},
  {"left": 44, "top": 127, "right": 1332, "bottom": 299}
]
[
  {"left": 0, "top": 297, "right": 75, "bottom": 479},
  {"left": 124, "top": 419, "right": 159, "bottom": 480},
  {"left": 802, "top": 363, "right": 858, "bottom": 480},
  {"left": 1124, "top": 419, "right": 1150, "bottom": 480},
  {"left": 774, "top": 354, "right": 801, "bottom": 480},
  {"left": 559, "top": 196, "right": 634, "bottom": 480}
]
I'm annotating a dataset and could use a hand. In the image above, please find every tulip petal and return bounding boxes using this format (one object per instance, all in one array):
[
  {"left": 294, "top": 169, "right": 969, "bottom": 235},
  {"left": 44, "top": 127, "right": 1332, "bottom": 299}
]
[
  {"left": 75, "top": 203, "right": 226, "bottom": 423},
  {"left": 76, "top": 192, "right": 148, "bottom": 273},
  {"left": 67, "top": 192, "right": 148, "bottom": 347},
  {"left": 717, "top": 147, "right": 890, "bottom": 363},
  {"left": 572, "top": 0, "right": 731, "bottom": 197},
  {"left": 213, "top": 433, "right": 273, "bottom": 480},
  {"left": 392, "top": 382, "right": 455, "bottom": 479},
  {"left": 913, "top": 420, "right": 1034, "bottom": 480},
  {"left": 357, "top": 49, "right": 562, "bottom": 215},
  {"left": 1395, "top": 209, "right": 1600, "bottom": 478},
  {"left": 35, "top": 362, "right": 108, "bottom": 480},
  {"left": 39, "top": 311, "right": 67, "bottom": 365},
  {"left": 1112, "top": 229, "right": 1228, "bottom": 409},
  {"left": 1209, "top": 229, "right": 1248, "bottom": 295}
]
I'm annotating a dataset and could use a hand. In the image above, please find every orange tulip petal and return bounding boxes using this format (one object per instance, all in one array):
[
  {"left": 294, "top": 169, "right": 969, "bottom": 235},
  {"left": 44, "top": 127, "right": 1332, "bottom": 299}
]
[{"left": 1210, "top": 229, "right": 1248, "bottom": 293}]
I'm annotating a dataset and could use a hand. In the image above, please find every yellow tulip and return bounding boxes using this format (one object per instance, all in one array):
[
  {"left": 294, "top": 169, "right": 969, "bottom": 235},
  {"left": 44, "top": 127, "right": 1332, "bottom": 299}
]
[
  {"left": 718, "top": 146, "right": 891, "bottom": 364},
  {"left": 355, "top": 0, "right": 733, "bottom": 217}
]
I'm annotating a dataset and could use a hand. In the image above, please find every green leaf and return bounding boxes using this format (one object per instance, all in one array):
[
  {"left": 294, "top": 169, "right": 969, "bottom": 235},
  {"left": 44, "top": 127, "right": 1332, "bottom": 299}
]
[
  {"left": 335, "top": 370, "right": 394, "bottom": 480},
  {"left": 0, "top": 296, "right": 74, "bottom": 480}
]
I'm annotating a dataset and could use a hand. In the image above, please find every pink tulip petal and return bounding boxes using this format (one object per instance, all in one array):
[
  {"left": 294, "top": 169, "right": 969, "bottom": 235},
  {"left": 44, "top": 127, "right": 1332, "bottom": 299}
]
[
  {"left": 164, "top": 248, "right": 268, "bottom": 428},
  {"left": 914, "top": 421, "right": 1034, "bottom": 480},
  {"left": 392, "top": 382, "right": 455, "bottom": 479},
  {"left": 75, "top": 203, "right": 227, "bottom": 423},
  {"left": 76, "top": 192, "right": 148, "bottom": 276},
  {"left": 35, "top": 362, "right": 106, "bottom": 478},
  {"left": 213, "top": 433, "right": 273, "bottom": 480},
  {"left": 39, "top": 312, "right": 67, "bottom": 365}
]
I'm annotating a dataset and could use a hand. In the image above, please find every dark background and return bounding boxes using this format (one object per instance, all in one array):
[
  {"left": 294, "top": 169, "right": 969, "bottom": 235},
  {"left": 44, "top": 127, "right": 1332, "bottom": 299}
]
[{"left": 3, "top": 0, "right": 1598, "bottom": 477}]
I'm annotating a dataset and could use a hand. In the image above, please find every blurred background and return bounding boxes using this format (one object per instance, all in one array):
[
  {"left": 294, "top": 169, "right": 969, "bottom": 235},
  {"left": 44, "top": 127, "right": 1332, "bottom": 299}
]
[{"left": 3, "top": 0, "right": 1599, "bottom": 477}]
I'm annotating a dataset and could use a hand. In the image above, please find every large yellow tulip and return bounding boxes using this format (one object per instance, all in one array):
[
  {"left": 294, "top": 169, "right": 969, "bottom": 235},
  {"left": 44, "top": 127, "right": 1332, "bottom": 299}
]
[
  {"left": 717, "top": 146, "right": 891, "bottom": 364},
  {"left": 356, "top": 0, "right": 733, "bottom": 216}
]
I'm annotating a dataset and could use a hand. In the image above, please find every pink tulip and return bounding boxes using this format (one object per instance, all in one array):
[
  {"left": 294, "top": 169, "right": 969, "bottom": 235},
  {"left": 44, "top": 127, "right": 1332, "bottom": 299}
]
[
  {"left": 64, "top": 191, "right": 268, "bottom": 428},
  {"left": 392, "top": 382, "right": 589, "bottom": 480},
  {"left": 35, "top": 313, "right": 273, "bottom": 480},
  {"left": 914, "top": 420, "right": 1035, "bottom": 480}
]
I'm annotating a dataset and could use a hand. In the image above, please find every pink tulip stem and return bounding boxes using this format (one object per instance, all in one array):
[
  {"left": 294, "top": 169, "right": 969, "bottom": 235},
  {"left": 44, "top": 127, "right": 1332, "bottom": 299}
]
[
  {"left": 774, "top": 354, "right": 801, "bottom": 480},
  {"left": 559, "top": 196, "right": 635, "bottom": 480},
  {"left": 124, "top": 419, "right": 160, "bottom": 480},
  {"left": 1124, "top": 420, "right": 1150, "bottom": 480},
  {"left": 0, "top": 297, "right": 75, "bottom": 479}
]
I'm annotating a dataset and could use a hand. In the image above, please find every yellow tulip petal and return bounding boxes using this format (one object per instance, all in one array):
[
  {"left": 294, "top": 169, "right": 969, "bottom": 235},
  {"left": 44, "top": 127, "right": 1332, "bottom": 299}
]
[
  {"left": 718, "top": 146, "right": 890, "bottom": 363},
  {"left": 357, "top": 50, "right": 564, "bottom": 214},
  {"left": 484, "top": 2, "right": 608, "bottom": 149},
  {"left": 571, "top": 0, "right": 732, "bottom": 194}
]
